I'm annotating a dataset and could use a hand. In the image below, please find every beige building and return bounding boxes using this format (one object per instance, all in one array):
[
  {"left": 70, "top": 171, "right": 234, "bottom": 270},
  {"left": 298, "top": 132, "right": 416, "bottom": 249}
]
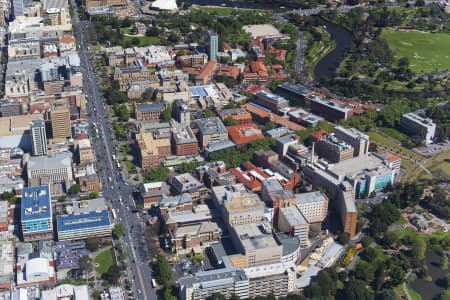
[
  {"left": 170, "top": 221, "right": 221, "bottom": 254},
  {"left": 195, "top": 117, "right": 229, "bottom": 148},
  {"left": 334, "top": 126, "right": 370, "bottom": 157},
  {"left": 317, "top": 134, "right": 354, "bottom": 163},
  {"left": 223, "top": 192, "right": 265, "bottom": 226},
  {"left": 77, "top": 139, "right": 95, "bottom": 165},
  {"left": 136, "top": 131, "right": 171, "bottom": 171},
  {"left": 230, "top": 223, "right": 283, "bottom": 267},
  {"left": 295, "top": 191, "right": 328, "bottom": 223},
  {"left": 50, "top": 108, "right": 71, "bottom": 140},
  {"left": 278, "top": 206, "right": 308, "bottom": 246}
]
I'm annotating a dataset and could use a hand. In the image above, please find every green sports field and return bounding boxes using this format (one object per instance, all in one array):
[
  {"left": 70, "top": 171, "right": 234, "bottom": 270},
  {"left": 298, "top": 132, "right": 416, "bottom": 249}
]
[{"left": 381, "top": 29, "right": 450, "bottom": 73}]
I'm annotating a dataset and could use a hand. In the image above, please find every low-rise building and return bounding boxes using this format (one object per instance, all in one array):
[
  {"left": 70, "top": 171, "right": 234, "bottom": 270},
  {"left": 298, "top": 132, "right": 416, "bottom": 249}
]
[
  {"left": 159, "top": 193, "right": 193, "bottom": 215},
  {"left": 227, "top": 124, "right": 265, "bottom": 145},
  {"left": 172, "top": 124, "right": 198, "bottom": 156},
  {"left": 169, "top": 173, "right": 208, "bottom": 202},
  {"left": 140, "top": 182, "right": 170, "bottom": 209},
  {"left": 54, "top": 241, "right": 90, "bottom": 280},
  {"left": 170, "top": 221, "right": 221, "bottom": 253},
  {"left": 56, "top": 210, "right": 112, "bottom": 241},
  {"left": 309, "top": 95, "right": 353, "bottom": 122},
  {"left": 218, "top": 108, "right": 253, "bottom": 125},
  {"left": 135, "top": 103, "right": 165, "bottom": 122},
  {"left": 254, "top": 91, "right": 289, "bottom": 113},
  {"left": 16, "top": 241, "right": 55, "bottom": 287}
]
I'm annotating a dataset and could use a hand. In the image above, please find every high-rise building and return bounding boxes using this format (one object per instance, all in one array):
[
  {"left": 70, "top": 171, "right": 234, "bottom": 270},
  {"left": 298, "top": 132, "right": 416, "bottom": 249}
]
[
  {"left": 30, "top": 119, "right": 47, "bottom": 156},
  {"left": 334, "top": 126, "right": 370, "bottom": 157},
  {"left": 11, "top": 0, "right": 24, "bottom": 19},
  {"left": 50, "top": 108, "right": 71, "bottom": 139},
  {"left": 21, "top": 185, "right": 53, "bottom": 241},
  {"left": 207, "top": 31, "right": 218, "bottom": 62}
]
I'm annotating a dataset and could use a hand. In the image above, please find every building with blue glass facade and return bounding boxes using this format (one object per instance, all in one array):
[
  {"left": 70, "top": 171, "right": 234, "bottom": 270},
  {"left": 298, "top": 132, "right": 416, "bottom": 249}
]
[
  {"left": 56, "top": 210, "right": 112, "bottom": 241},
  {"left": 21, "top": 185, "right": 53, "bottom": 241},
  {"left": 207, "top": 31, "right": 218, "bottom": 62}
]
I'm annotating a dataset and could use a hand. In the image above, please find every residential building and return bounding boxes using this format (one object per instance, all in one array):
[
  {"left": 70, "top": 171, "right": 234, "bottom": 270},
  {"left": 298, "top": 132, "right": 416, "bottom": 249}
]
[
  {"left": 334, "top": 126, "right": 370, "bottom": 157},
  {"left": 30, "top": 119, "right": 48, "bottom": 157},
  {"left": 56, "top": 210, "right": 112, "bottom": 241},
  {"left": 170, "top": 221, "right": 221, "bottom": 253},
  {"left": 195, "top": 117, "right": 229, "bottom": 148},
  {"left": 218, "top": 108, "right": 252, "bottom": 125},
  {"left": 254, "top": 91, "right": 289, "bottom": 112},
  {"left": 140, "top": 181, "right": 170, "bottom": 209},
  {"left": 179, "top": 268, "right": 249, "bottom": 300},
  {"left": 50, "top": 108, "right": 71, "bottom": 139},
  {"left": 400, "top": 112, "right": 436, "bottom": 144},
  {"left": 295, "top": 191, "right": 328, "bottom": 223},
  {"left": 169, "top": 173, "right": 208, "bottom": 202},
  {"left": 135, "top": 102, "right": 165, "bottom": 122},
  {"left": 172, "top": 124, "right": 198, "bottom": 156},
  {"left": 136, "top": 131, "right": 171, "bottom": 171},
  {"left": 21, "top": 185, "right": 53, "bottom": 241},
  {"left": 227, "top": 124, "right": 265, "bottom": 145},
  {"left": 207, "top": 31, "right": 218, "bottom": 62},
  {"left": 317, "top": 134, "right": 354, "bottom": 163},
  {"left": 309, "top": 95, "right": 353, "bottom": 121}
]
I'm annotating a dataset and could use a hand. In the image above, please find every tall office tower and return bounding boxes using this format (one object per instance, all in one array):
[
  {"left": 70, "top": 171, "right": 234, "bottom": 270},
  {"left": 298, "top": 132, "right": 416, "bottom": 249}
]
[
  {"left": 30, "top": 119, "right": 48, "bottom": 156},
  {"left": 207, "top": 31, "right": 218, "bottom": 62},
  {"left": 10, "top": 0, "right": 24, "bottom": 19},
  {"left": 50, "top": 108, "right": 71, "bottom": 139}
]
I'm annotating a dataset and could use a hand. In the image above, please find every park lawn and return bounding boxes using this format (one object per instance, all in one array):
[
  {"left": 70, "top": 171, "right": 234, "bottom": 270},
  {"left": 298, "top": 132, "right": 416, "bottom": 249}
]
[
  {"left": 94, "top": 249, "right": 114, "bottom": 275},
  {"left": 381, "top": 29, "right": 450, "bottom": 73},
  {"left": 125, "top": 160, "right": 136, "bottom": 173},
  {"left": 393, "top": 227, "right": 450, "bottom": 243},
  {"left": 367, "top": 131, "right": 424, "bottom": 161},
  {"left": 411, "top": 150, "right": 450, "bottom": 181},
  {"left": 123, "top": 35, "right": 160, "bottom": 47},
  {"left": 379, "top": 127, "right": 408, "bottom": 142}
]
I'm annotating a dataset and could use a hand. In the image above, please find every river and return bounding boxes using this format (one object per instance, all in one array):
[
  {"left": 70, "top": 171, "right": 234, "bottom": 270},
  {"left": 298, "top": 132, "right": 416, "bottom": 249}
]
[
  {"left": 313, "top": 17, "right": 353, "bottom": 78},
  {"left": 412, "top": 252, "right": 448, "bottom": 300}
]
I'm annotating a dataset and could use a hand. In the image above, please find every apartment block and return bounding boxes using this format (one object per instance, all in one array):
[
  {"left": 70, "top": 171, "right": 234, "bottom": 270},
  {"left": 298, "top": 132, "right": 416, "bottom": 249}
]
[
  {"left": 136, "top": 131, "right": 171, "bottom": 171},
  {"left": 21, "top": 185, "right": 54, "bottom": 241},
  {"left": 334, "top": 126, "right": 370, "bottom": 157},
  {"left": 400, "top": 112, "right": 436, "bottom": 144},
  {"left": 317, "top": 134, "right": 354, "bottom": 163}
]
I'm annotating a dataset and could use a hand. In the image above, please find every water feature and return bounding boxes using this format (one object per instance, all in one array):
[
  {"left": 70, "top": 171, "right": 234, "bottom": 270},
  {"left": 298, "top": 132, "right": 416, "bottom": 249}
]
[{"left": 412, "top": 252, "right": 449, "bottom": 300}]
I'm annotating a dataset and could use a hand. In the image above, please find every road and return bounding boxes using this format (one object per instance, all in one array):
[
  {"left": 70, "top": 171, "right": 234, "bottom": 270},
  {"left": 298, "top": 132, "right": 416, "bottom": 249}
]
[{"left": 73, "top": 9, "right": 156, "bottom": 300}]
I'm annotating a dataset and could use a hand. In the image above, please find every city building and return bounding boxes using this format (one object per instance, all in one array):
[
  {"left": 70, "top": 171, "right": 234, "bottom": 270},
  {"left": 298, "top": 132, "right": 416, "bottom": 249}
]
[
  {"left": 373, "top": 152, "right": 401, "bottom": 174},
  {"left": 261, "top": 179, "right": 296, "bottom": 224},
  {"left": 30, "top": 119, "right": 48, "bottom": 156},
  {"left": 400, "top": 112, "right": 436, "bottom": 144},
  {"left": 254, "top": 91, "right": 289, "bottom": 113},
  {"left": 337, "top": 184, "right": 357, "bottom": 238},
  {"left": 135, "top": 102, "right": 165, "bottom": 122},
  {"left": 276, "top": 82, "right": 313, "bottom": 107},
  {"left": 287, "top": 108, "right": 323, "bottom": 127},
  {"left": 26, "top": 152, "right": 73, "bottom": 192},
  {"left": 20, "top": 185, "right": 53, "bottom": 241},
  {"left": 172, "top": 99, "right": 191, "bottom": 124},
  {"left": 56, "top": 210, "right": 112, "bottom": 241},
  {"left": 265, "top": 127, "right": 291, "bottom": 138},
  {"left": 169, "top": 173, "right": 208, "bottom": 202},
  {"left": 40, "top": 284, "right": 90, "bottom": 300},
  {"left": 309, "top": 95, "right": 353, "bottom": 121},
  {"left": 276, "top": 134, "right": 298, "bottom": 157},
  {"left": 317, "top": 134, "right": 354, "bottom": 163},
  {"left": 222, "top": 190, "right": 265, "bottom": 226},
  {"left": 227, "top": 124, "right": 265, "bottom": 145},
  {"left": 230, "top": 222, "right": 283, "bottom": 267},
  {"left": 0, "top": 100, "right": 22, "bottom": 117},
  {"left": 54, "top": 241, "right": 90, "bottom": 280},
  {"left": 195, "top": 117, "right": 229, "bottom": 148},
  {"left": 172, "top": 124, "right": 198, "bottom": 156},
  {"left": 164, "top": 204, "right": 212, "bottom": 230},
  {"left": 77, "top": 138, "right": 95, "bottom": 165},
  {"left": 16, "top": 241, "right": 55, "bottom": 287},
  {"left": 334, "top": 126, "right": 370, "bottom": 157},
  {"left": 218, "top": 108, "right": 253, "bottom": 125},
  {"left": 11, "top": 0, "right": 24, "bottom": 18},
  {"left": 245, "top": 261, "right": 296, "bottom": 298},
  {"left": 50, "top": 108, "right": 71, "bottom": 140},
  {"left": 136, "top": 131, "right": 171, "bottom": 171},
  {"left": 159, "top": 193, "right": 193, "bottom": 215},
  {"left": 170, "top": 221, "right": 221, "bottom": 253},
  {"left": 207, "top": 31, "right": 218, "bottom": 62},
  {"left": 140, "top": 181, "right": 170, "bottom": 209},
  {"left": 179, "top": 268, "right": 249, "bottom": 300},
  {"left": 278, "top": 206, "right": 308, "bottom": 246},
  {"left": 295, "top": 191, "right": 328, "bottom": 223}
]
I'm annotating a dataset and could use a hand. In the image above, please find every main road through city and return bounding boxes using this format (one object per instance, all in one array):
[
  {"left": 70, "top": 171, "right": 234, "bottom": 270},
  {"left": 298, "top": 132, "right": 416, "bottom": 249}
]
[{"left": 73, "top": 9, "right": 156, "bottom": 300}]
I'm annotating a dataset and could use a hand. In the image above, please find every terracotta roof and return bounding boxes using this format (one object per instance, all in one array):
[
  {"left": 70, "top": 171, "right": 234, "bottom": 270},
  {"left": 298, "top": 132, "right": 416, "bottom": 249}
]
[
  {"left": 197, "top": 61, "right": 217, "bottom": 80},
  {"left": 310, "top": 129, "right": 329, "bottom": 140},
  {"left": 227, "top": 123, "right": 265, "bottom": 145},
  {"left": 387, "top": 154, "right": 401, "bottom": 162},
  {"left": 60, "top": 36, "right": 75, "bottom": 44}
]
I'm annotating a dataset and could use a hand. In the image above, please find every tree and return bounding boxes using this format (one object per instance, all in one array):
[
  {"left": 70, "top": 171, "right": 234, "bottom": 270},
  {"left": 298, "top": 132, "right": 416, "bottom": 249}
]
[
  {"left": 154, "top": 255, "right": 172, "bottom": 286},
  {"left": 1, "top": 191, "right": 16, "bottom": 204},
  {"left": 203, "top": 109, "right": 216, "bottom": 118},
  {"left": 144, "top": 166, "right": 170, "bottom": 183},
  {"left": 160, "top": 104, "right": 172, "bottom": 122},
  {"left": 341, "top": 279, "right": 374, "bottom": 300},
  {"left": 440, "top": 253, "right": 448, "bottom": 271},
  {"left": 354, "top": 260, "right": 375, "bottom": 282},
  {"left": 89, "top": 191, "right": 99, "bottom": 199},
  {"left": 223, "top": 117, "right": 237, "bottom": 126},
  {"left": 106, "top": 265, "right": 120, "bottom": 284},
  {"left": 113, "top": 224, "right": 125, "bottom": 238},
  {"left": 411, "top": 237, "right": 427, "bottom": 260},
  {"left": 146, "top": 27, "right": 160, "bottom": 37},
  {"left": 86, "top": 238, "right": 99, "bottom": 252},
  {"left": 361, "top": 236, "right": 373, "bottom": 248},
  {"left": 163, "top": 286, "right": 177, "bottom": 300},
  {"left": 337, "top": 232, "right": 351, "bottom": 245},
  {"left": 58, "top": 195, "right": 67, "bottom": 202},
  {"left": 178, "top": 161, "right": 201, "bottom": 173},
  {"left": 79, "top": 255, "right": 93, "bottom": 275},
  {"left": 68, "top": 184, "right": 81, "bottom": 194}
]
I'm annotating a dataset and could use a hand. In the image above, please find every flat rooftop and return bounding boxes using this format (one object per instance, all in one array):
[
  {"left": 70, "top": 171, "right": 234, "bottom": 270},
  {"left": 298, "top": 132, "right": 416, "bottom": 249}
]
[
  {"left": 196, "top": 117, "right": 228, "bottom": 135},
  {"left": 242, "top": 24, "right": 281, "bottom": 39},
  {"left": 233, "top": 223, "right": 279, "bottom": 251},
  {"left": 57, "top": 210, "right": 111, "bottom": 232},
  {"left": 327, "top": 153, "right": 390, "bottom": 179},
  {"left": 279, "top": 206, "right": 307, "bottom": 226},
  {"left": 224, "top": 192, "right": 264, "bottom": 213},
  {"left": 295, "top": 191, "right": 328, "bottom": 205},
  {"left": 21, "top": 185, "right": 51, "bottom": 221}
]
